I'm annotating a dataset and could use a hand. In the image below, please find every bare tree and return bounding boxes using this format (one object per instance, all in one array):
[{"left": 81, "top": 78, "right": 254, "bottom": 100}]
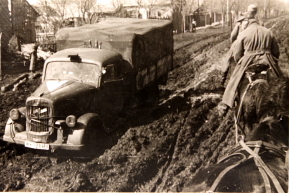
[
  {"left": 50, "top": 0, "right": 68, "bottom": 22},
  {"left": 110, "top": 0, "right": 125, "bottom": 17},
  {"left": 38, "top": 0, "right": 69, "bottom": 33},
  {"left": 73, "top": 0, "right": 97, "bottom": 24},
  {"left": 146, "top": 0, "right": 157, "bottom": 18},
  {"left": 135, "top": 0, "right": 143, "bottom": 18},
  {"left": 146, "top": 0, "right": 170, "bottom": 18},
  {"left": 111, "top": 0, "right": 123, "bottom": 10}
]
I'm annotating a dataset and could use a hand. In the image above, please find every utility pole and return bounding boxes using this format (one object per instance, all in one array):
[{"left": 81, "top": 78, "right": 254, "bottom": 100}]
[
  {"left": 227, "top": 0, "right": 230, "bottom": 27},
  {"left": 0, "top": 33, "right": 2, "bottom": 80},
  {"left": 268, "top": 0, "right": 271, "bottom": 18},
  {"left": 197, "top": 0, "right": 199, "bottom": 27},
  {"left": 181, "top": 0, "right": 183, "bottom": 32},
  {"left": 11, "top": 0, "right": 14, "bottom": 32},
  {"left": 264, "top": 0, "right": 267, "bottom": 19},
  {"left": 210, "top": 0, "right": 212, "bottom": 24}
]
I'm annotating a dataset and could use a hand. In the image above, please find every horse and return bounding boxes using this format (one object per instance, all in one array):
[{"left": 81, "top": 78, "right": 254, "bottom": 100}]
[
  {"left": 233, "top": 63, "right": 288, "bottom": 141},
  {"left": 182, "top": 116, "right": 288, "bottom": 192},
  {"left": 182, "top": 72, "right": 288, "bottom": 192}
]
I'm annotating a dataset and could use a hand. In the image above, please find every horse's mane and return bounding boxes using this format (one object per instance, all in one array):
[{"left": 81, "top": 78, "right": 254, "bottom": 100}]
[
  {"left": 247, "top": 78, "right": 289, "bottom": 148},
  {"left": 258, "top": 78, "right": 289, "bottom": 120},
  {"left": 248, "top": 116, "right": 288, "bottom": 148}
]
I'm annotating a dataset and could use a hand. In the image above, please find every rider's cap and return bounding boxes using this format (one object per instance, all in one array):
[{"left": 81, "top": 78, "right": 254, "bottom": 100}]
[{"left": 247, "top": 4, "right": 258, "bottom": 13}]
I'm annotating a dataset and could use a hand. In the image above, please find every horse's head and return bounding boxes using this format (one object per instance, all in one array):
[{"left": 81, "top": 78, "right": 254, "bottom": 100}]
[{"left": 246, "top": 116, "right": 288, "bottom": 149}]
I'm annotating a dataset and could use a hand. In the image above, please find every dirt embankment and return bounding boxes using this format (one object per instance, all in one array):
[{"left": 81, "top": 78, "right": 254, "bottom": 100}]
[{"left": 0, "top": 16, "right": 288, "bottom": 192}]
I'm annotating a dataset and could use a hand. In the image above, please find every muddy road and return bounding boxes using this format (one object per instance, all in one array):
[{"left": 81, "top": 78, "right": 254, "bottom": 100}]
[{"left": 0, "top": 16, "right": 288, "bottom": 192}]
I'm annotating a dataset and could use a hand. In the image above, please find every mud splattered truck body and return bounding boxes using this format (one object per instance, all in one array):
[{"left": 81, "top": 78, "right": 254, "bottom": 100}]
[{"left": 3, "top": 18, "right": 173, "bottom": 151}]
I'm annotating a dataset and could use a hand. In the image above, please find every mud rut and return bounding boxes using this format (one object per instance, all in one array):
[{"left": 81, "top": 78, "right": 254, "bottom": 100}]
[{"left": 0, "top": 16, "right": 288, "bottom": 192}]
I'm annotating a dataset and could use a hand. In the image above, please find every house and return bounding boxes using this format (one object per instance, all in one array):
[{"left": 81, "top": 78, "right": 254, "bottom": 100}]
[
  {"left": 0, "top": 0, "right": 11, "bottom": 49},
  {"left": 0, "top": 0, "right": 39, "bottom": 50},
  {"left": 11, "top": 0, "right": 39, "bottom": 43}
]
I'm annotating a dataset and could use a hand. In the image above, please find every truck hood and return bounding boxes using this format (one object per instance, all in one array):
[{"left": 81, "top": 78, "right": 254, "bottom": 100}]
[{"left": 27, "top": 80, "right": 99, "bottom": 116}]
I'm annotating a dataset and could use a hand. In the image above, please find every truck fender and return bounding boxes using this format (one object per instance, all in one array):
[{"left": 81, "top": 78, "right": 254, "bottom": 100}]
[
  {"left": 4, "top": 107, "right": 27, "bottom": 138},
  {"left": 67, "top": 113, "right": 103, "bottom": 145}
]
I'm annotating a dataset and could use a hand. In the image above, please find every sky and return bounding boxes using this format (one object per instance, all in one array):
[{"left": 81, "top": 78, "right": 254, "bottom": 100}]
[
  {"left": 27, "top": 0, "right": 289, "bottom": 6},
  {"left": 27, "top": 0, "right": 109, "bottom": 5},
  {"left": 27, "top": 0, "right": 39, "bottom": 4}
]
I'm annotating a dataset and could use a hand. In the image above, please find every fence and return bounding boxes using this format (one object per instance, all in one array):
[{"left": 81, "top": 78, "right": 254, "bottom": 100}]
[{"left": 40, "top": 43, "right": 56, "bottom": 52}]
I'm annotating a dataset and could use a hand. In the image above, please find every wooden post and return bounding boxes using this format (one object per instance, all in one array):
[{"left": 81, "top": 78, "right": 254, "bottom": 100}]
[
  {"left": 227, "top": 0, "right": 230, "bottom": 27},
  {"left": 0, "top": 32, "right": 2, "bottom": 81}
]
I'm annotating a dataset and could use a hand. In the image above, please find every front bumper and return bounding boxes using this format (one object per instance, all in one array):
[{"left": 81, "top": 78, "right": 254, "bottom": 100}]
[{"left": 3, "top": 132, "right": 84, "bottom": 151}]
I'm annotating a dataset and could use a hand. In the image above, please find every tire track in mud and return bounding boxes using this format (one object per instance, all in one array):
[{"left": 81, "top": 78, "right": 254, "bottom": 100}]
[
  {"left": 84, "top": 32, "right": 233, "bottom": 192},
  {"left": 155, "top": 37, "right": 231, "bottom": 185}
]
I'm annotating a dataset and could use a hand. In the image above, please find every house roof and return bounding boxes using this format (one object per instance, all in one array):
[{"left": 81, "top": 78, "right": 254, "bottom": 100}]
[{"left": 25, "top": 0, "right": 40, "bottom": 17}]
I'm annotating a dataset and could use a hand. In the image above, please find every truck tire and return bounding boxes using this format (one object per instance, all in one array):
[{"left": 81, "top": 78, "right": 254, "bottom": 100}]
[
  {"left": 84, "top": 117, "right": 107, "bottom": 153},
  {"left": 158, "top": 74, "right": 168, "bottom": 85},
  {"left": 137, "top": 83, "right": 159, "bottom": 107}
]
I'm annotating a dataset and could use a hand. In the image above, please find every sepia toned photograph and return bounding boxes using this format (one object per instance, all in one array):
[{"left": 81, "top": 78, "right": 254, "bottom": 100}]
[{"left": 0, "top": 0, "right": 288, "bottom": 192}]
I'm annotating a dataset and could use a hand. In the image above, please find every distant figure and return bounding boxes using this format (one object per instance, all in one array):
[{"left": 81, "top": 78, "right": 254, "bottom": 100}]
[
  {"left": 230, "top": 14, "right": 246, "bottom": 43},
  {"left": 259, "top": 19, "right": 265, "bottom": 27},
  {"left": 231, "top": 4, "right": 260, "bottom": 43},
  {"left": 29, "top": 44, "right": 38, "bottom": 74},
  {"left": 8, "top": 34, "right": 21, "bottom": 53},
  {"left": 192, "top": 19, "right": 196, "bottom": 32},
  {"left": 222, "top": 15, "right": 247, "bottom": 83}
]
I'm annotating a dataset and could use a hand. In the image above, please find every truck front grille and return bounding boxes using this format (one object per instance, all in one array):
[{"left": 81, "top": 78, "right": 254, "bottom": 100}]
[{"left": 28, "top": 106, "right": 51, "bottom": 132}]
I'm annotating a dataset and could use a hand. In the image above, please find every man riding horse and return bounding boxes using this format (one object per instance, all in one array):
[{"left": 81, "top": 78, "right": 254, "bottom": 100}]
[{"left": 219, "top": 4, "right": 284, "bottom": 116}]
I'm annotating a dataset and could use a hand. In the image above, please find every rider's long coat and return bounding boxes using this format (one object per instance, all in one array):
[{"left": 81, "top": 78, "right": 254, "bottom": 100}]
[{"left": 222, "top": 20, "right": 283, "bottom": 108}]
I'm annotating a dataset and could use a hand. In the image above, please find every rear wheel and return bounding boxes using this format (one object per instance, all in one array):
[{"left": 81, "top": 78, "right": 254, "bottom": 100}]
[
  {"left": 158, "top": 74, "right": 168, "bottom": 85},
  {"left": 137, "top": 83, "right": 159, "bottom": 107}
]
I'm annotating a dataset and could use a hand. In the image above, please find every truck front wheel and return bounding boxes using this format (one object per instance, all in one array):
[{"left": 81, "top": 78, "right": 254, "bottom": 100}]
[{"left": 84, "top": 117, "right": 107, "bottom": 153}]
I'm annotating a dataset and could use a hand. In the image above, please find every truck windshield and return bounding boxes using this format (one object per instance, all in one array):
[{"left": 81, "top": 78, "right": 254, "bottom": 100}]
[{"left": 45, "top": 62, "right": 101, "bottom": 85}]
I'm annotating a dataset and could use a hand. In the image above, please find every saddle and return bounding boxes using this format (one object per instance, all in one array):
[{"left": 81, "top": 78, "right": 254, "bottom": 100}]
[{"left": 245, "top": 63, "right": 269, "bottom": 82}]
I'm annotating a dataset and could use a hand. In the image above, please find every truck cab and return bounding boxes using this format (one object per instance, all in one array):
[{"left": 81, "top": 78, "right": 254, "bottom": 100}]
[{"left": 3, "top": 48, "right": 133, "bottom": 151}]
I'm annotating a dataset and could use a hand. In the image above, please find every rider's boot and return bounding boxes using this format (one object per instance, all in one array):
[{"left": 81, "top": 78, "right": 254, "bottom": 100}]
[{"left": 218, "top": 102, "right": 229, "bottom": 117}]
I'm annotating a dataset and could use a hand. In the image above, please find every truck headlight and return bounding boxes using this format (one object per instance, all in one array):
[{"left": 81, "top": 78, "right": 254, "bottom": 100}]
[
  {"left": 66, "top": 115, "right": 76, "bottom": 128},
  {"left": 9, "top": 109, "right": 20, "bottom": 121}
]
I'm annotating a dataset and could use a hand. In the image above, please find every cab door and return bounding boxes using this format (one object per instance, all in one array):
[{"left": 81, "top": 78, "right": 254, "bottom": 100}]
[{"left": 100, "top": 60, "right": 127, "bottom": 113}]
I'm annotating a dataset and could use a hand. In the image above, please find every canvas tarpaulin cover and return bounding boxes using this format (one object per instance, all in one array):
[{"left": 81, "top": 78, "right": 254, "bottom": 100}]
[{"left": 55, "top": 18, "right": 173, "bottom": 71}]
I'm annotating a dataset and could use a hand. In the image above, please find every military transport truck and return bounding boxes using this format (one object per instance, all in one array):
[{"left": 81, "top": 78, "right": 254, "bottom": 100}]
[{"left": 3, "top": 18, "right": 173, "bottom": 152}]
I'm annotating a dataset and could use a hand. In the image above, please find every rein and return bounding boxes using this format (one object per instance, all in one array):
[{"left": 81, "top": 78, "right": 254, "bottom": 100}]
[
  {"left": 238, "top": 136, "right": 285, "bottom": 193},
  {"left": 207, "top": 136, "right": 286, "bottom": 193}
]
